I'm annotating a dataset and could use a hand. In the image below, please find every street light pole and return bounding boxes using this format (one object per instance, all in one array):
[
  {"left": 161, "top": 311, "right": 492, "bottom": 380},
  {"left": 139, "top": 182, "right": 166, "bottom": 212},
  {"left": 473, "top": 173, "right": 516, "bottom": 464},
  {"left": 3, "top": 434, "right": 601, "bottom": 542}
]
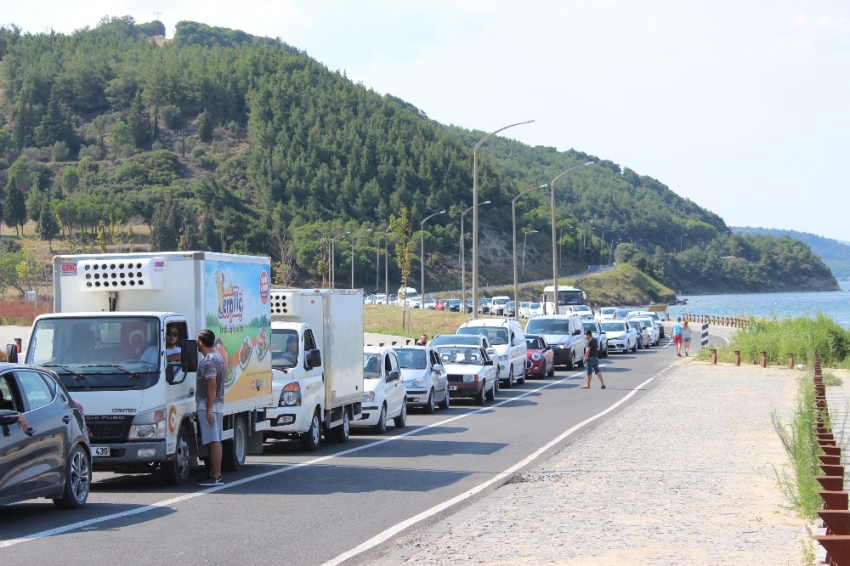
[
  {"left": 511, "top": 184, "right": 547, "bottom": 307},
  {"left": 472, "top": 120, "right": 534, "bottom": 319},
  {"left": 549, "top": 162, "right": 594, "bottom": 311},
  {"left": 461, "top": 201, "right": 490, "bottom": 310},
  {"left": 330, "top": 231, "right": 349, "bottom": 290},
  {"left": 420, "top": 210, "right": 445, "bottom": 304},
  {"left": 522, "top": 230, "right": 537, "bottom": 278},
  {"left": 351, "top": 229, "right": 372, "bottom": 289}
]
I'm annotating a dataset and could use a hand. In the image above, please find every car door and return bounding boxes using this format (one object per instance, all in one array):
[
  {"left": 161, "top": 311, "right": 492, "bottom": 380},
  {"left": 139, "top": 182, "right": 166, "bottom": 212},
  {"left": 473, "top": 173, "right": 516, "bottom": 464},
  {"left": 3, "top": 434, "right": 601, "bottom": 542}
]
[
  {"left": 429, "top": 349, "right": 447, "bottom": 398},
  {"left": 16, "top": 369, "right": 68, "bottom": 490},
  {"left": 384, "top": 352, "right": 403, "bottom": 417},
  {"left": 0, "top": 371, "right": 34, "bottom": 500},
  {"left": 510, "top": 324, "right": 526, "bottom": 375}
]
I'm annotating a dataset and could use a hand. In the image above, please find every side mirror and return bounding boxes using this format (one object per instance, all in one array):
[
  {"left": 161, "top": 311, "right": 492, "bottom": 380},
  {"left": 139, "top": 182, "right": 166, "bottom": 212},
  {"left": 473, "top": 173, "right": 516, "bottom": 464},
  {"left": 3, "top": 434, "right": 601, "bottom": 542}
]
[
  {"left": 307, "top": 349, "right": 322, "bottom": 369},
  {"left": 483, "top": 360, "right": 494, "bottom": 366},
  {"left": 486, "top": 348, "right": 496, "bottom": 357},
  {"left": 166, "top": 363, "right": 187, "bottom": 385},
  {"left": 181, "top": 340, "right": 198, "bottom": 373},
  {"left": 0, "top": 409, "right": 20, "bottom": 426},
  {"left": 5, "top": 344, "right": 18, "bottom": 364},
  {"left": 387, "top": 370, "right": 400, "bottom": 382}
]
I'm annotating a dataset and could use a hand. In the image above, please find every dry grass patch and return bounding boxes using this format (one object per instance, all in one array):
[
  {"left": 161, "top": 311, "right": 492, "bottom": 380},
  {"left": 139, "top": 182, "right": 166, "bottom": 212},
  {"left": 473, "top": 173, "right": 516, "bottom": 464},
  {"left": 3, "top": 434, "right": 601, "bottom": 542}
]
[{"left": 365, "top": 305, "right": 478, "bottom": 339}]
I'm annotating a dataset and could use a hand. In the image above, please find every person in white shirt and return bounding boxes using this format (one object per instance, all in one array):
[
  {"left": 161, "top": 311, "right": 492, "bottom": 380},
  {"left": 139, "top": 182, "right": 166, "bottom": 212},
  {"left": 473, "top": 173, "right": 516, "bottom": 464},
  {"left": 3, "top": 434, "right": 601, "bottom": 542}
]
[{"left": 141, "top": 324, "right": 182, "bottom": 364}]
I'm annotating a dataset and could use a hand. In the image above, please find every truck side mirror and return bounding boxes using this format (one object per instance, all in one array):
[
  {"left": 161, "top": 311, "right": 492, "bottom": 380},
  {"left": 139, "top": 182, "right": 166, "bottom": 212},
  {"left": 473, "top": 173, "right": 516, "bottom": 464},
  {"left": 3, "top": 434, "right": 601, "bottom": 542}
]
[
  {"left": 181, "top": 340, "right": 199, "bottom": 373},
  {"left": 166, "top": 363, "right": 187, "bottom": 385},
  {"left": 5, "top": 344, "right": 18, "bottom": 364},
  {"left": 306, "top": 349, "right": 322, "bottom": 369}
]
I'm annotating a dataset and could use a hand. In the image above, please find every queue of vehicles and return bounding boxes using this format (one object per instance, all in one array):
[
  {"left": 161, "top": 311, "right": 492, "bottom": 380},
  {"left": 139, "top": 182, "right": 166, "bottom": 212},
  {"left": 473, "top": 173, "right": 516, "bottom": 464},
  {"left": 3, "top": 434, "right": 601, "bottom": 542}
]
[{"left": 1, "top": 260, "right": 669, "bottom": 510}]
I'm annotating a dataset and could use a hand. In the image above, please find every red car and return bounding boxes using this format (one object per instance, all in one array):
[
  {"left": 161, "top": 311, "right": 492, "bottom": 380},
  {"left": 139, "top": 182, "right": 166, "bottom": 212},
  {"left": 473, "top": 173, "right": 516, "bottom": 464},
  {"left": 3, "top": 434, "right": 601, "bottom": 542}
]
[
  {"left": 434, "top": 300, "right": 447, "bottom": 311},
  {"left": 525, "top": 334, "right": 555, "bottom": 379}
]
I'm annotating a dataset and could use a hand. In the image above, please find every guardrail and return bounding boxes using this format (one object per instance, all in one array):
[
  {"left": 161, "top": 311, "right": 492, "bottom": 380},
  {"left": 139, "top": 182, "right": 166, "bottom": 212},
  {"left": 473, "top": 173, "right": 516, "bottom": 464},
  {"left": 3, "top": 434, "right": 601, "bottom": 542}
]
[{"left": 680, "top": 314, "right": 750, "bottom": 328}]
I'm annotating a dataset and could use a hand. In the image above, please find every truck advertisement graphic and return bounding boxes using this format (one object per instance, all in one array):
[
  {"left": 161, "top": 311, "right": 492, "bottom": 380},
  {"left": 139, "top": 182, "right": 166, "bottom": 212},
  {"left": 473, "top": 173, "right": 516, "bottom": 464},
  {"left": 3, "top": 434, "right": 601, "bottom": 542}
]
[{"left": 205, "top": 261, "right": 272, "bottom": 406}]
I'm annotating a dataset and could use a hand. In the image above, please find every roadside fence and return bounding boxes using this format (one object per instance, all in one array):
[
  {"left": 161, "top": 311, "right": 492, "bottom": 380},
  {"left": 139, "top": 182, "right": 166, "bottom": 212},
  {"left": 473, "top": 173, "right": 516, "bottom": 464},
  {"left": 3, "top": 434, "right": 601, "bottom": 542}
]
[{"left": 681, "top": 313, "right": 749, "bottom": 328}]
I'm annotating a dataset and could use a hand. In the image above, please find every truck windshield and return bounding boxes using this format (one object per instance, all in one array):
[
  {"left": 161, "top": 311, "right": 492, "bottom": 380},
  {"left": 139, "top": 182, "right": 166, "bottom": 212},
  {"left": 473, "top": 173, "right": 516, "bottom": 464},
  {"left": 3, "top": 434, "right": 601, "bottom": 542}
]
[
  {"left": 271, "top": 329, "right": 299, "bottom": 369},
  {"left": 26, "top": 317, "right": 161, "bottom": 391}
]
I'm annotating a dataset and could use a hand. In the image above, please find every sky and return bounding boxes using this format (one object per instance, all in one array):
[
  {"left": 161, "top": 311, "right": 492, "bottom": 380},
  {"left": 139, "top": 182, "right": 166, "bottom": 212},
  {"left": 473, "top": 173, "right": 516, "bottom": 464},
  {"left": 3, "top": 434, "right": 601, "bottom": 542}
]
[{"left": 4, "top": 1, "right": 850, "bottom": 241}]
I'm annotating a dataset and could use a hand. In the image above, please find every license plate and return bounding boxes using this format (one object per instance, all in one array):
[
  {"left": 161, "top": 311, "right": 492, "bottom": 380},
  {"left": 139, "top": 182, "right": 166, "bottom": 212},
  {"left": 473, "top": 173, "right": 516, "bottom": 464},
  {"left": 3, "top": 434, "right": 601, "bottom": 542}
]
[
  {"left": 449, "top": 386, "right": 457, "bottom": 391},
  {"left": 92, "top": 446, "right": 110, "bottom": 457}
]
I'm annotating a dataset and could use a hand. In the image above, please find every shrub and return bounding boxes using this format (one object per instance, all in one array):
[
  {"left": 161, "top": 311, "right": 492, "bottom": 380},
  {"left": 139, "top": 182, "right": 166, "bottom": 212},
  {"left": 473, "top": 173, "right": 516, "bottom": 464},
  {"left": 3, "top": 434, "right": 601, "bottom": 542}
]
[
  {"left": 49, "top": 141, "right": 69, "bottom": 162},
  {"left": 193, "top": 153, "right": 219, "bottom": 171},
  {"left": 160, "top": 105, "right": 184, "bottom": 130},
  {"left": 151, "top": 140, "right": 164, "bottom": 151},
  {"left": 109, "top": 121, "right": 134, "bottom": 152},
  {"left": 21, "top": 146, "right": 51, "bottom": 162},
  {"left": 78, "top": 144, "right": 104, "bottom": 160},
  {"left": 197, "top": 110, "right": 213, "bottom": 142},
  {"left": 191, "top": 145, "right": 206, "bottom": 158},
  {"left": 61, "top": 166, "right": 80, "bottom": 192}
]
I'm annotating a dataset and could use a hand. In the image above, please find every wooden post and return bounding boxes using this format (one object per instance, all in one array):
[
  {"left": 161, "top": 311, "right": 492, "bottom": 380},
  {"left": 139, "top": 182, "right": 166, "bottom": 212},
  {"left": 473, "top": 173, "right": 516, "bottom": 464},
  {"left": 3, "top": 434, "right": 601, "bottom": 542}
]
[
  {"left": 710, "top": 349, "right": 717, "bottom": 364},
  {"left": 734, "top": 350, "right": 741, "bottom": 366}
]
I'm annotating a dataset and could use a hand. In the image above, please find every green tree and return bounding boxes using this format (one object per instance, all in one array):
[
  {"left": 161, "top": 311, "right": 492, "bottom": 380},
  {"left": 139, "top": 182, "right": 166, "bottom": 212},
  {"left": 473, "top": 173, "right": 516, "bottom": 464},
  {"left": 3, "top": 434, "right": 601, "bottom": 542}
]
[
  {"left": 61, "top": 166, "right": 80, "bottom": 192},
  {"left": 4, "top": 181, "right": 27, "bottom": 236},
  {"left": 36, "top": 198, "right": 60, "bottom": 246},
  {"left": 197, "top": 109, "right": 213, "bottom": 142},
  {"left": 126, "top": 90, "right": 152, "bottom": 147},
  {"left": 25, "top": 185, "right": 45, "bottom": 222},
  {"left": 389, "top": 204, "right": 414, "bottom": 329},
  {"left": 109, "top": 121, "right": 134, "bottom": 153},
  {"left": 34, "top": 86, "right": 75, "bottom": 148}
]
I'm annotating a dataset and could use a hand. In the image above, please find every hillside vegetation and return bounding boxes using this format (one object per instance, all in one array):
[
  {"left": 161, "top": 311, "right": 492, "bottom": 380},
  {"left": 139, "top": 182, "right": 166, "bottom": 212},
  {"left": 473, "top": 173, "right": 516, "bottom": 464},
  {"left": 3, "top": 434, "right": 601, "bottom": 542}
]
[
  {"left": 0, "top": 17, "right": 838, "bottom": 297},
  {"left": 733, "top": 226, "right": 850, "bottom": 279}
]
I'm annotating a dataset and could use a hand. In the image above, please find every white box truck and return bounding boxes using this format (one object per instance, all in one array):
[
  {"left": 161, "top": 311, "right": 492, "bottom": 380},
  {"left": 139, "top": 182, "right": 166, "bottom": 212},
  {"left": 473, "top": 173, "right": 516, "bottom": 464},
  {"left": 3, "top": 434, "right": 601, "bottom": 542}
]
[
  {"left": 264, "top": 289, "right": 363, "bottom": 450},
  {"left": 20, "top": 252, "right": 274, "bottom": 484}
]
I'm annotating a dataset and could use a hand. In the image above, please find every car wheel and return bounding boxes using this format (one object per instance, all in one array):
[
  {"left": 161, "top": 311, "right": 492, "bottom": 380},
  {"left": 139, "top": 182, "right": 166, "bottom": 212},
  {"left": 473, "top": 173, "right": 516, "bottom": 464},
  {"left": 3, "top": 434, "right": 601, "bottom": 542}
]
[
  {"left": 54, "top": 444, "right": 91, "bottom": 509},
  {"left": 474, "top": 384, "right": 486, "bottom": 406},
  {"left": 439, "top": 388, "right": 450, "bottom": 410},
  {"left": 566, "top": 351, "right": 575, "bottom": 370},
  {"left": 424, "top": 389, "right": 435, "bottom": 414},
  {"left": 502, "top": 366, "right": 513, "bottom": 388},
  {"left": 163, "top": 424, "right": 192, "bottom": 485},
  {"left": 517, "top": 364, "right": 526, "bottom": 384},
  {"left": 374, "top": 404, "right": 387, "bottom": 433},
  {"left": 300, "top": 410, "right": 322, "bottom": 451},
  {"left": 333, "top": 410, "right": 351, "bottom": 442},
  {"left": 494, "top": 374, "right": 500, "bottom": 393},
  {"left": 223, "top": 414, "right": 248, "bottom": 471},
  {"left": 546, "top": 360, "right": 555, "bottom": 377},
  {"left": 631, "top": 341, "right": 638, "bottom": 353},
  {"left": 393, "top": 401, "right": 407, "bottom": 428}
]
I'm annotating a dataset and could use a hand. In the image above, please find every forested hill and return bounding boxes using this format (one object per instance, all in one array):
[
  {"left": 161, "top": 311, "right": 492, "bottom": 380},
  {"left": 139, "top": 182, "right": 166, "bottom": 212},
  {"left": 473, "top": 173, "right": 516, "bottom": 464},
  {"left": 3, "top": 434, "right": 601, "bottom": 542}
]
[
  {"left": 733, "top": 227, "right": 850, "bottom": 279},
  {"left": 0, "top": 17, "right": 838, "bottom": 295}
]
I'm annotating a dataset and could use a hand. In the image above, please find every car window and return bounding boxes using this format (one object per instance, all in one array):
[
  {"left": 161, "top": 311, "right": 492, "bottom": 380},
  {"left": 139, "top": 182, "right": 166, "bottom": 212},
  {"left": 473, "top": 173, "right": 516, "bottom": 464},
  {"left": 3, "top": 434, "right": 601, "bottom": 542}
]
[
  {"left": 458, "top": 326, "right": 508, "bottom": 345},
  {"left": 388, "top": 353, "right": 400, "bottom": 374},
  {"left": 0, "top": 373, "right": 22, "bottom": 412},
  {"left": 363, "top": 354, "right": 381, "bottom": 378},
  {"left": 602, "top": 322, "right": 626, "bottom": 332},
  {"left": 526, "top": 337, "right": 542, "bottom": 349},
  {"left": 396, "top": 348, "right": 427, "bottom": 370},
  {"left": 16, "top": 370, "right": 55, "bottom": 411}
]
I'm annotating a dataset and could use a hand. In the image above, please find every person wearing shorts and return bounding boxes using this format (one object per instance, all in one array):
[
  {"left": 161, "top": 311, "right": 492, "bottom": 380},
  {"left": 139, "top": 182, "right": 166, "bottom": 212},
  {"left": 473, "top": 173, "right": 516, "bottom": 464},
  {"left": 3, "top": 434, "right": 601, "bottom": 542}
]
[
  {"left": 196, "top": 329, "right": 225, "bottom": 487},
  {"left": 682, "top": 320, "right": 692, "bottom": 356},
  {"left": 581, "top": 329, "right": 606, "bottom": 389},
  {"left": 672, "top": 317, "right": 683, "bottom": 356}
]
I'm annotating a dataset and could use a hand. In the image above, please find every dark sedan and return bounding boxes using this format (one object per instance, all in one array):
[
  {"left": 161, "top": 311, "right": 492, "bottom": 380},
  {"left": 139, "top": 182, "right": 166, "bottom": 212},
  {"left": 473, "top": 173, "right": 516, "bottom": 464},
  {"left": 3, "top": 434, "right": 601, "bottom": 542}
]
[
  {"left": 447, "top": 299, "right": 462, "bottom": 312},
  {"left": 525, "top": 335, "right": 555, "bottom": 378},
  {"left": 0, "top": 362, "right": 91, "bottom": 508}
]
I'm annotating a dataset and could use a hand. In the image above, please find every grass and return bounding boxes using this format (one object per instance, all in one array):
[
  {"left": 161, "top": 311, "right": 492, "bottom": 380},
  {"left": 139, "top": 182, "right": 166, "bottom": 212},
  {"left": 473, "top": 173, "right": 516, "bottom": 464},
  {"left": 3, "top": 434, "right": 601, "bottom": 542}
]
[
  {"left": 771, "top": 376, "right": 823, "bottom": 519},
  {"left": 823, "top": 372, "right": 844, "bottom": 387},
  {"left": 696, "top": 313, "right": 850, "bottom": 368},
  {"left": 0, "top": 298, "right": 52, "bottom": 325},
  {"left": 364, "top": 305, "right": 481, "bottom": 339}
]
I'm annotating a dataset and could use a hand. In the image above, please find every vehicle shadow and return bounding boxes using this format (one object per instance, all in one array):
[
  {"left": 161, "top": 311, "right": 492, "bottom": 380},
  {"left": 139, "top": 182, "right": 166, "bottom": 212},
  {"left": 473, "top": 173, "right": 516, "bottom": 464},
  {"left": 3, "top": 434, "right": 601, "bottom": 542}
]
[
  {"left": 493, "top": 399, "right": 538, "bottom": 408},
  {"left": 406, "top": 426, "right": 470, "bottom": 436}
]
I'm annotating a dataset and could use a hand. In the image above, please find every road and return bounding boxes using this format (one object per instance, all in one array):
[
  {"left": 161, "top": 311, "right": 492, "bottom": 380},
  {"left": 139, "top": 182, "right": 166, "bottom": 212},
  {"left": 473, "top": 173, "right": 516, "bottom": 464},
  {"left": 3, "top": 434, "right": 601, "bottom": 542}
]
[{"left": 0, "top": 331, "right": 723, "bottom": 566}]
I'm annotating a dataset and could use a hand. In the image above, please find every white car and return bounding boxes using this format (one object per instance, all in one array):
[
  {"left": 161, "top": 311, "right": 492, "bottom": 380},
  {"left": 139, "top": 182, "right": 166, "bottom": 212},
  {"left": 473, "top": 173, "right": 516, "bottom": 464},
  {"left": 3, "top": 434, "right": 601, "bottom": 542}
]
[
  {"left": 518, "top": 302, "right": 531, "bottom": 319},
  {"left": 374, "top": 293, "right": 387, "bottom": 305},
  {"left": 353, "top": 347, "right": 407, "bottom": 433},
  {"left": 568, "top": 304, "right": 595, "bottom": 320},
  {"left": 632, "top": 311, "right": 666, "bottom": 339},
  {"left": 596, "top": 307, "right": 618, "bottom": 321},
  {"left": 603, "top": 320, "right": 638, "bottom": 353},
  {"left": 396, "top": 346, "right": 449, "bottom": 413},
  {"left": 630, "top": 316, "right": 660, "bottom": 346},
  {"left": 490, "top": 296, "right": 511, "bottom": 316},
  {"left": 528, "top": 302, "right": 543, "bottom": 318},
  {"left": 433, "top": 345, "right": 498, "bottom": 405},
  {"left": 627, "top": 319, "right": 652, "bottom": 349},
  {"left": 456, "top": 318, "right": 527, "bottom": 387}
]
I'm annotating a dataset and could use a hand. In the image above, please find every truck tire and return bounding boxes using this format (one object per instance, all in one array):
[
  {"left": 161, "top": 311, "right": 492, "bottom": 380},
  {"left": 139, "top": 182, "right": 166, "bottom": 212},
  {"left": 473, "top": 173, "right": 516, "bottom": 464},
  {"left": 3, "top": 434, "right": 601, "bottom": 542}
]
[
  {"left": 333, "top": 410, "right": 350, "bottom": 443},
  {"left": 393, "top": 402, "right": 407, "bottom": 428},
  {"left": 223, "top": 415, "right": 247, "bottom": 471},
  {"left": 162, "top": 424, "right": 192, "bottom": 485},
  {"left": 300, "top": 410, "right": 322, "bottom": 451}
]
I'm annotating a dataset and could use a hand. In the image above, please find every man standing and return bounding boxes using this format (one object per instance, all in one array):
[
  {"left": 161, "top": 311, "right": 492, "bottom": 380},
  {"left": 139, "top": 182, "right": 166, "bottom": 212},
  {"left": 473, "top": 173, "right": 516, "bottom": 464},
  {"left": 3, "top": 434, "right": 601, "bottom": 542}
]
[
  {"left": 672, "top": 317, "right": 684, "bottom": 357},
  {"left": 416, "top": 334, "right": 428, "bottom": 346},
  {"left": 581, "top": 329, "right": 606, "bottom": 389},
  {"left": 196, "top": 329, "right": 225, "bottom": 487}
]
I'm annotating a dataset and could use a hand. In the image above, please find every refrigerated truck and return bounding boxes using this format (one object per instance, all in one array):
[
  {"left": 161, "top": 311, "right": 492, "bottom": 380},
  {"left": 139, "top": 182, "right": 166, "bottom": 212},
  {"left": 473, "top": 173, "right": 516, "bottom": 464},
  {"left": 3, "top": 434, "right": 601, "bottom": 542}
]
[
  {"left": 265, "top": 289, "right": 364, "bottom": 450},
  {"left": 21, "top": 252, "right": 274, "bottom": 484}
]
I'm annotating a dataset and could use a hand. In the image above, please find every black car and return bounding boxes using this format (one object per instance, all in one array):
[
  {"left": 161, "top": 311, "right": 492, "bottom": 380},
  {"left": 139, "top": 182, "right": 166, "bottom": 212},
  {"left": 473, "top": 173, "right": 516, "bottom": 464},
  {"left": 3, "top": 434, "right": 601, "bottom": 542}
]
[
  {"left": 0, "top": 362, "right": 91, "bottom": 508},
  {"left": 448, "top": 299, "right": 462, "bottom": 312}
]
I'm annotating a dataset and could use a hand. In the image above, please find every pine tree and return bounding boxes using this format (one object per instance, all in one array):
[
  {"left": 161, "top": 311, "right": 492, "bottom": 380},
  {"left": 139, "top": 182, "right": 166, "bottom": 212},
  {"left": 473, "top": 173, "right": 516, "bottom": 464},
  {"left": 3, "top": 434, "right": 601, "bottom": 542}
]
[
  {"left": 126, "top": 90, "right": 152, "bottom": 148},
  {"left": 4, "top": 182, "right": 27, "bottom": 236},
  {"left": 34, "top": 86, "right": 74, "bottom": 148},
  {"left": 197, "top": 109, "right": 213, "bottom": 142},
  {"left": 13, "top": 100, "right": 35, "bottom": 149},
  {"left": 36, "top": 198, "right": 60, "bottom": 246}
]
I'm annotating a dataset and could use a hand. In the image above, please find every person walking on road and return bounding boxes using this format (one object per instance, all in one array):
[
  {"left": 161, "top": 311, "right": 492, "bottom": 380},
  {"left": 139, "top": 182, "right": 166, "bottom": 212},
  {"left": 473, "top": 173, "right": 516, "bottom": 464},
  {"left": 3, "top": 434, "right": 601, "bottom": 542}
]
[
  {"left": 581, "top": 329, "right": 606, "bottom": 389},
  {"left": 672, "top": 317, "right": 684, "bottom": 357},
  {"left": 682, "top": 320, "right": 692, "bottom": 356},
  {"left": 196, "top": 329, "right": 226, "bottom": 487}
]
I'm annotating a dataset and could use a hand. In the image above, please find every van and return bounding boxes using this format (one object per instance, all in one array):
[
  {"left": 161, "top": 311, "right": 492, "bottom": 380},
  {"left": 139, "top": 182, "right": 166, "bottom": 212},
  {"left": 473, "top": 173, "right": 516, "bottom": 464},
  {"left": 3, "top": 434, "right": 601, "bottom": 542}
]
[
  {"left": 523, "top": 314, "right": 587, "bottom": 370},
  {"left": 455, "top": 318, "right": 527, "bottom": 387}
]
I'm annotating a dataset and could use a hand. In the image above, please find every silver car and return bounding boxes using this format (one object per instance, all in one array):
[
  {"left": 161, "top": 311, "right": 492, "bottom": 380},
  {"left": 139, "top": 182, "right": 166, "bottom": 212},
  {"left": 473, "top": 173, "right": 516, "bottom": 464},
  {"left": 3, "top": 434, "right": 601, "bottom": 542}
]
[{"left": 396, "top": 347, "right": 449, "bottom": 413}]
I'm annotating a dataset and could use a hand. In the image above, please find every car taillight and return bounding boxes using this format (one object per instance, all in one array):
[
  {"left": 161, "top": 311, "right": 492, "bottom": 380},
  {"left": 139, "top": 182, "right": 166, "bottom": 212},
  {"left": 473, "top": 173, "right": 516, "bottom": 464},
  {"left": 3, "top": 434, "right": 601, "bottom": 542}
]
[{"left": 74, "top": 400, "right": 84, "bottom": 415}]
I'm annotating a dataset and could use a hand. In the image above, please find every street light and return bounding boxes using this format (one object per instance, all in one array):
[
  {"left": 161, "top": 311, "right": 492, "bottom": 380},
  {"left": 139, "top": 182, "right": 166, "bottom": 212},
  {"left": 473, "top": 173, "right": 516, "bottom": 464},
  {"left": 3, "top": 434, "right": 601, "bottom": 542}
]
[
  {"left": 420, "top": 210, "right": 445, "bottom": 304},
  {"left": 461, "top": 201, "right": 490, "bottom": 309},
  {"left": 330, "top": 231, "right": 349, "bottom": 290},
  {"left": 351, "top": 229, "right": 373, "bottom": 289},
  {"left": 549, "top": 162, "right": 594, "bottom": 311},
  {"left": 472, "top": 120, "right": 534, "bottom": 319},
  {"left": 522, "top": 230, "right": 537, "bottom": 278},
  {"left": 512, "top": 184, "right": 547, "bottom": 309}
]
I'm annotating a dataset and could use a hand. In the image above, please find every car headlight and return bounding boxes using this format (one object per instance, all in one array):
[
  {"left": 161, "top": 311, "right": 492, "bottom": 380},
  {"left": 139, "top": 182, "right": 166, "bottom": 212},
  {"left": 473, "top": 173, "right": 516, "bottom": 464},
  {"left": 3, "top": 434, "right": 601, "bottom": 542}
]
[
  {"left": 363, "top": 391, "right": 376, "bottom": 403},
  {"left": 558, "top": 344, "right": 567, "bottom": 349},
  {"left": 463, "top": 374, "right": 475, "bottom": 382},
  {"left": 531, "top": 353, "right": 542, "bottom": 361},
  {"left": 499, "top": 354, "right": 509, "bottom": 361},
  {"left": 407, "top": 378, "right": 426, "bottom": 389},
  {"left": 129, "top": 407, "right": 167, "bottom": 440},
  {"left": 279, "top": 382, "right": 301, "bottom": 406}
]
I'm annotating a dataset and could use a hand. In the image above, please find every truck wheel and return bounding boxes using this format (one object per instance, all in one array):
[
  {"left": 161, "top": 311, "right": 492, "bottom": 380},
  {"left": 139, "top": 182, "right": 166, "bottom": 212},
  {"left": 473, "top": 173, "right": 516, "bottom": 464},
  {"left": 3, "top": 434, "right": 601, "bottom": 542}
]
[
  {"left": 300, "top": 410, "right": 322, "bottom": 451},
  {"left": 374, "top": 404, "right": 387, "bottom": 434},
  {"left": 393, "top": 402, "right": 407, "bottom": 428},
  {"left": 566, "top": 351, "right": 575, "bottom": 370},
  {"left": 53, "top": 444, "right": 91, "bottom": 509},
  {"left": 424, "top": 390, "right": 435, "bottom": 414},
  {"left": 162, "top": 425, "right": 192, "bottom": 485},
  {"left": 223, "top": 415, "right": 247, "bottom": 471},
  {"left": 333, "top": 410, "right": 350, "bottom": 443}
]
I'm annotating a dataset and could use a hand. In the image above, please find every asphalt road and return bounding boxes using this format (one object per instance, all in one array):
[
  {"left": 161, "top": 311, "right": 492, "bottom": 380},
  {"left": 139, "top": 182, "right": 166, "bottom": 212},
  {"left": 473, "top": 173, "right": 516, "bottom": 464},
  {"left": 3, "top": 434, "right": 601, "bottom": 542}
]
[{"left": 0, "top": 333, "right": 718, "bottom": 566}]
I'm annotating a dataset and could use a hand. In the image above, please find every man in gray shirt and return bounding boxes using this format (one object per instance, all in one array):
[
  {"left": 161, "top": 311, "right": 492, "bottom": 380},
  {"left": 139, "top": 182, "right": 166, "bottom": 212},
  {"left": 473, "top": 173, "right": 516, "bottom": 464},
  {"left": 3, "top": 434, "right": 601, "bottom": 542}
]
[{"left": 196, "top": 329, "right": 226, "bottom": 487}]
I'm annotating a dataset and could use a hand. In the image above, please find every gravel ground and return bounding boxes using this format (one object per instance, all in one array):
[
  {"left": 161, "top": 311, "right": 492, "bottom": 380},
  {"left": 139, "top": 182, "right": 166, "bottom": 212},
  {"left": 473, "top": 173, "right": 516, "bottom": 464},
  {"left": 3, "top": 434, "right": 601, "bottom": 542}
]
[{"left": 375, "top": 362, "right": 809, "bottom": 566}]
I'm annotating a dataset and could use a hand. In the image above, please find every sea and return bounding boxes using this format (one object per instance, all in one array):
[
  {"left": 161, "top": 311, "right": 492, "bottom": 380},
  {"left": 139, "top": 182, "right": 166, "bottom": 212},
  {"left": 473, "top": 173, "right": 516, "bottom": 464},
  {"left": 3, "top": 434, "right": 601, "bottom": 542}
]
[{"left": 665, "top": 280, "right": 850, "bottom": 328}]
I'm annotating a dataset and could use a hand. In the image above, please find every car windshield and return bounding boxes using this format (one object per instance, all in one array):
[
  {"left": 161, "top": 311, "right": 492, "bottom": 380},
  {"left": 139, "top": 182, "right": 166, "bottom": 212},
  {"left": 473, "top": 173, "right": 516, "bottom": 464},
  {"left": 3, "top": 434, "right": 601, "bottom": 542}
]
[
  {"left": 396, "top": 348, "right": 427, "bottom": 370},
  {"left": 582, "top": 322, "right": 598, "bottom": 332},
  {"left": 363, "top": 353, "right": 382, "bottom": 378},
  {"left": 525, "top": 318, "right": 570, "bottom": 335},
  {"left": 448, "top": 299, "right": 461, "bottom": 306},
  {"left": 615, "top": 310, "right": 631, "bottom": 319},
  {"left": 26, "top": 316, "right": 162, "bottom": 391},
  {"left": 493, "top": 298, "right": 509, "bottom": 305},
  {"left": 600, "top": 308, "right": 617, "bottom": 315},
  {"left": 530, "top": 303, "right": 540, "bottom": 309},
  {"left": 271, "top": 329, "right": 299, "bottom": 368},
  {"left": 602, "top": 322, "right": 627, "bottom": 333},
  {"left": 573, "top": 305, "right": 590, "bottom": 312},
  {"left": 434, "top": 346, "right": 483, "bottom": 365},
  {"left": 526, "top": 337, "right": 544, "bottom": 349},
  {"left": 628, "top": 321, "right": 642, "bottom": 331},
  {"left": 430, "top": 335, "right": 479, "bottom": 347},
  {"left": 458, "top": 326, "right": 508, "bottom": 345}
]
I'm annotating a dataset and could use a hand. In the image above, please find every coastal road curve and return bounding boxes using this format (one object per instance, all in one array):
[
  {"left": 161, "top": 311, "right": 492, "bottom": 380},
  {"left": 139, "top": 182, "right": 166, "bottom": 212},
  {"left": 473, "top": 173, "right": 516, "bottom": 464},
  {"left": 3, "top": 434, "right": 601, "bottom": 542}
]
[{"left": 1, "top": 334, "right": 699, "bottom": 566}]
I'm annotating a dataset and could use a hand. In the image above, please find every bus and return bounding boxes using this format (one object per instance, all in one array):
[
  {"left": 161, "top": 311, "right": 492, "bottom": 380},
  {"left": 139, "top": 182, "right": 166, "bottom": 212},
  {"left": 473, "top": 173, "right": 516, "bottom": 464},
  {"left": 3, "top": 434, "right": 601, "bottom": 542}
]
[{"left": 542, "top": 285, "right": 587, "bottom": 315}]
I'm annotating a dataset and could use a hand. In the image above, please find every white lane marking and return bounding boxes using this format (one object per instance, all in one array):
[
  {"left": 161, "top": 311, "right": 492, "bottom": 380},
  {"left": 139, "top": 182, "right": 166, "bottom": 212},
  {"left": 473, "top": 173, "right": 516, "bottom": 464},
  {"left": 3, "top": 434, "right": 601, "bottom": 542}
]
[
  {"left": 0, "top": 369, "right": 587, "bottom": 549},
  {"left": 321, "top": 375, "right": 656, "bottom": 566}
]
